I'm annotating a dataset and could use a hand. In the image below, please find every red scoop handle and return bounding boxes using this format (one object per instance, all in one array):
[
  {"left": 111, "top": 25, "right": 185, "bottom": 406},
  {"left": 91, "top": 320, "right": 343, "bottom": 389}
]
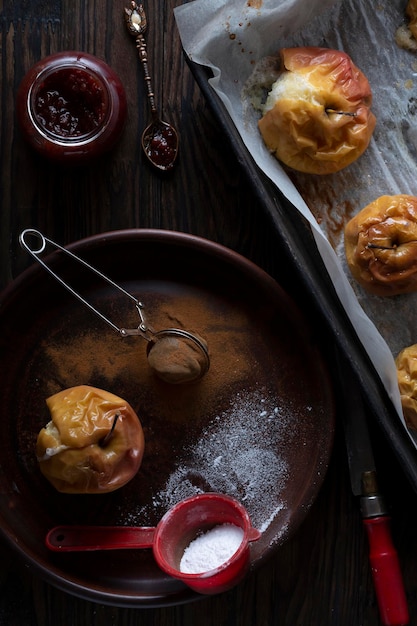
[
  {"left": 363, "top": 517, "right": 409, "bottom": 626},
  {"left": 46, "top": 525, "right": 156, "bottom": 552}
]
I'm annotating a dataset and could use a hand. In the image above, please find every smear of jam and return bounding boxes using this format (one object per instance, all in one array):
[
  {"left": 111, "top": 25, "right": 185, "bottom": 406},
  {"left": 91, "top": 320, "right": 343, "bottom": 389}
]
[
  {"left": 34, "top": 68, "right": 106, "bottom": 137},
  {"left": 144, "top": 126, "right": 177, "bottom": 168}
]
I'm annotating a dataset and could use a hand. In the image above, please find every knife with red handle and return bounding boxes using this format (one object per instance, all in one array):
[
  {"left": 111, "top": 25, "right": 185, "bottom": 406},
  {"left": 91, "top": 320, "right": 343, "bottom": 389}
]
[{"left": 338, "top": 355, "right": 409, "bottom": 626}]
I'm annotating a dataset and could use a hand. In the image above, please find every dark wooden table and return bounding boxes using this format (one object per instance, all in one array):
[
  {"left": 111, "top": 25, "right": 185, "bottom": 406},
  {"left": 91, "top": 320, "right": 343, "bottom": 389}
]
[{"left": 1, "top": 1, "right": 417, "bottom": 624}]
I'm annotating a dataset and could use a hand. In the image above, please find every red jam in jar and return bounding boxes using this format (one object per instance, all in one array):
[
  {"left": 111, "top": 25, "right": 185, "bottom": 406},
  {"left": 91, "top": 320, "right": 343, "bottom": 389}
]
[{"left": 16, "top": 52, "right": 127, "bottom": 164}]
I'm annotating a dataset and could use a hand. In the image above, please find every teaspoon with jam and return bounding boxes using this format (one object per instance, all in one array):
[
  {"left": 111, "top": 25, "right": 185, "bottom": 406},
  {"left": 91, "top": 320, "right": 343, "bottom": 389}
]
[{"left": 124, "top": 1, "right": 179, "bottom": 171}]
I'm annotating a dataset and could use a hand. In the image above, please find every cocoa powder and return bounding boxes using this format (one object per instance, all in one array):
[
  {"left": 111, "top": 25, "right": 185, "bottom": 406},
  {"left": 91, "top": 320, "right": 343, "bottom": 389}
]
[{"left": 43, "top": 290, "right": 255, "bottom": 425}]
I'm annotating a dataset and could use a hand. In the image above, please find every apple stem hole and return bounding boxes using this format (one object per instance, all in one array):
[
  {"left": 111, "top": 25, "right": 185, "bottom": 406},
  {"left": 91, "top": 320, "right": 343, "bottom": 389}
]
[
  {"left": 100, "top": 413, "right": 120, "bottom": 447},
  {"left": 367, "top": 243, "right": 398, "bottom": 250},
  {"left": 325, "top": 108, "right": 357, "bottom": 117}
]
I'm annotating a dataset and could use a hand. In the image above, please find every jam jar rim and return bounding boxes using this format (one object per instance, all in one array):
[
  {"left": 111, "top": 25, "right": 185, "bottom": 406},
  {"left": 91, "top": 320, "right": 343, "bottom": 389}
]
[{"left": 27, "top": 60, "right": 113, "bottom": 147}]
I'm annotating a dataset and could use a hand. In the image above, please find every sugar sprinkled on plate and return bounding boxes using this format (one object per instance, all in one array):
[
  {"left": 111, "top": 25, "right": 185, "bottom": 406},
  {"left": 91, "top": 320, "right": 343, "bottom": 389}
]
[{"left": 137, "top": 388, "right": 294, "bottom": 536}]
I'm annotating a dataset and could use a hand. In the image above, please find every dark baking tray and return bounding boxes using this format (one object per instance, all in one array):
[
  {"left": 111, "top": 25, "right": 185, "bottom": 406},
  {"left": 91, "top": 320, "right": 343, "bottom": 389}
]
[{"left": 187, "top": 59, "right": 417, "bottom": 492}]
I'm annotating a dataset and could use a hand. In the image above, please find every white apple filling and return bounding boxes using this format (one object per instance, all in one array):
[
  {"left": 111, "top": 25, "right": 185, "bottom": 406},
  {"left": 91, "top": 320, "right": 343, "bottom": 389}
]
[
  {"left": 263, "top": 72, "right": 322, "bottom": 114},
  {"left": 36, "top": 421, "right": 70, "bottom": 461}
]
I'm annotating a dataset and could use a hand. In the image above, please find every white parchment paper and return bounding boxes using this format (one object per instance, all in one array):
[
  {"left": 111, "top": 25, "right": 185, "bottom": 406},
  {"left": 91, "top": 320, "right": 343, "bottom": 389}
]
[{"left": 174, "top": 0, "right": 417, "bottom": 447}]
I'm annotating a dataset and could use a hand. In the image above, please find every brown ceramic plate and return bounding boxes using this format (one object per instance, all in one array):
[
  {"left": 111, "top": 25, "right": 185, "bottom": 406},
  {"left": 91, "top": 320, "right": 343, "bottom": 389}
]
[{"left": 0, "top": 229, "right": 334, "bottom": 607}]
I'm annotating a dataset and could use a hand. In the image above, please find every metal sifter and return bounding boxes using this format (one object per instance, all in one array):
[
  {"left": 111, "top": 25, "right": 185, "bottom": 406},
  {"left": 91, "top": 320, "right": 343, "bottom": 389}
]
[{"left": 19, "top": 229, "right": 210, "bottom": 384}]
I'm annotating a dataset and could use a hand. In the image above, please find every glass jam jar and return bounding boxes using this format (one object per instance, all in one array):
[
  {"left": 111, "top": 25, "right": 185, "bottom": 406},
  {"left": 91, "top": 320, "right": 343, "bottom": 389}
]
[{"left": 16, "top": 51, "right": 127, "bottom": 164}]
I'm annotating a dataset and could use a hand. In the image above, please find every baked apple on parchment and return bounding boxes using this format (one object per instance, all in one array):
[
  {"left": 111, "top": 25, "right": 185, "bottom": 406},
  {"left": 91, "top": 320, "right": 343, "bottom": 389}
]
[
  {"left": 258, "top": 47, "right": 376, "bottom": 175},
  {"left": 344, "top": 195, "right": 417, "bottom": 296},
  {"left": 396, "top": 0, "right": 417, "bottom": 52}
]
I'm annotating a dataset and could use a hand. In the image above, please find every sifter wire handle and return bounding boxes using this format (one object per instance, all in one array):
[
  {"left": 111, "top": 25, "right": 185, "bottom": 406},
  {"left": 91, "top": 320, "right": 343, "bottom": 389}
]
[{"left": 19, "top": 229, "right": 154, "bottom": 340}]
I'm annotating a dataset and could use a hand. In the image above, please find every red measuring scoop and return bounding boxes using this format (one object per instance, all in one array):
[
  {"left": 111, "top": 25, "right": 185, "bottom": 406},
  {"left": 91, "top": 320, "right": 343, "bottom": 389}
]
[{"left": 46, "top": 493, "right": 261, "bottom": 595}]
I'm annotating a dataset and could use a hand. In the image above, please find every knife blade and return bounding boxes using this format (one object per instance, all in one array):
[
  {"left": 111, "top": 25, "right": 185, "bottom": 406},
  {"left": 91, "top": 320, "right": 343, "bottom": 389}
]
[{"left": 337, "top": 354, "right": 409, "bottom": 626}]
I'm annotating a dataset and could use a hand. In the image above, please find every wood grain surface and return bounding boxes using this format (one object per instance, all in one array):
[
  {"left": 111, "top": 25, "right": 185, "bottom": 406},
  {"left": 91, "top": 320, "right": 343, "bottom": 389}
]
[{"left": 1, "top": 1, "right": 417, "bottom": 624}]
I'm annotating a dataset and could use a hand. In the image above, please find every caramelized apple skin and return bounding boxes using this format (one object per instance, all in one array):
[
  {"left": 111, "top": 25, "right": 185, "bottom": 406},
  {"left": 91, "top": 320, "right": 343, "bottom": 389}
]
[
  {"left": 36, "top": 385, "right": 145, "bottom": 494},
  {"left": 396, "top": 344, "right": 417, "bottom": 430},
  {"left": 345, "top": 195, "right": 417, "bottom": 296},
  {"left": 406, "top": 0, "right": 417, "bottom": 40},
  {"left": 258, "top": 47, "right": 376, "bottom": 175}
]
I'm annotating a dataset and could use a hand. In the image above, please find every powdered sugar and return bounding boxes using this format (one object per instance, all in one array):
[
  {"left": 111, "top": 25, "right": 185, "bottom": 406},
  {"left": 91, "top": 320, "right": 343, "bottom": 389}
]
[
  {"left": 179, "top": 524, "right": 245, "bottom": 574},
  {"left": 123, "top": 387, "right": 296, "bottom": 539},
  {"left": 168, "top": 389, "right": 288, "bottom": 521}
]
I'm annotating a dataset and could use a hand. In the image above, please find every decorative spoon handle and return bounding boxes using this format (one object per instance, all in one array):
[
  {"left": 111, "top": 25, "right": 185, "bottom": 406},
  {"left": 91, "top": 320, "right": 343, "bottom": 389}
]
[{"left": 124, "top": 1, "right": 157, "bottom": 117}]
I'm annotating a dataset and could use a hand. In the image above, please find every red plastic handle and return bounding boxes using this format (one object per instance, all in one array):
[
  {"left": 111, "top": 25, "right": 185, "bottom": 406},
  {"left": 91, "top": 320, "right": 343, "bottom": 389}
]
[
  {"left": 46, "top": 525, "right": 156, "bottom": 552},
  {"left": 363, "top": 517, "right": 409, "bottom": 625}
]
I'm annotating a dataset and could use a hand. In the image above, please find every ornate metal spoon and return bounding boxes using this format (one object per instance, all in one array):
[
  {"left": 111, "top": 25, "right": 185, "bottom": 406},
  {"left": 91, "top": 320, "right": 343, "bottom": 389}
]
[{"left": 124, "top": 1, "right": 179, "bottom": 171}]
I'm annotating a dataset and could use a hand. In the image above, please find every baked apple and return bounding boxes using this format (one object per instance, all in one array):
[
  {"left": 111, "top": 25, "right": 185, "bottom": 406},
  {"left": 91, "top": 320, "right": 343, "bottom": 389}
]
[
  {"left": 396, "top": 344, "right": 417, "bottom": 430},
  {"left": 258, "top": 47, "right": 376, "bottom": 174},
  {"left": 344, "top": 194, "right": 417, "bottom": 296},
  {"left": 36, "top": 385, "right": 145, "bottom": 494},
  {"left": 396, "top": 0, "right": 417, "bottom": 51},
  {"left": 406, "top": 0, "right": 417, "bottom": 39}
]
